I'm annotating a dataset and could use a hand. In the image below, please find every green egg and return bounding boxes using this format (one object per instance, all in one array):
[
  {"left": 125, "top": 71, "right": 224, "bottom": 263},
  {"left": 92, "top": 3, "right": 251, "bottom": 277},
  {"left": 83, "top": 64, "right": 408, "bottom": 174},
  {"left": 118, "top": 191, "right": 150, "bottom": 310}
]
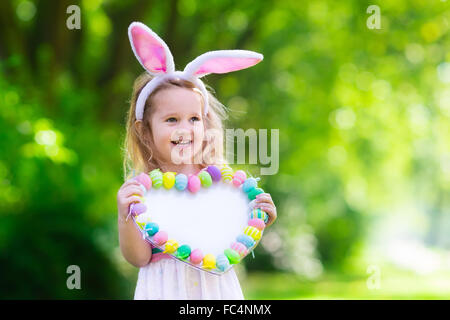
[
  {"left": 248, "top": 187, "right": 264, "bottom": 200},
  {"left": 198, "top": 171, "right": 212, "bottom": 188},
  {"left": 175, "top": 245, "right": 191, "bottom": 260},
  {"left": 224, "top": 248, "right": 241, "bottom": 264},
  {"left": 149, "top": 169, "right": 163, "bottom": 188}
]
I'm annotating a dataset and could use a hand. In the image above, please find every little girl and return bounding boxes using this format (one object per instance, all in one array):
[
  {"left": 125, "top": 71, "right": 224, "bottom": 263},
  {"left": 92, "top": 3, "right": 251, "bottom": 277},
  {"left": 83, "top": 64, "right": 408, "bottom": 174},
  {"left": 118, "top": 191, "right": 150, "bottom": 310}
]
[{"left": 117, "top": 22, "right": 277, "bottom": 300}]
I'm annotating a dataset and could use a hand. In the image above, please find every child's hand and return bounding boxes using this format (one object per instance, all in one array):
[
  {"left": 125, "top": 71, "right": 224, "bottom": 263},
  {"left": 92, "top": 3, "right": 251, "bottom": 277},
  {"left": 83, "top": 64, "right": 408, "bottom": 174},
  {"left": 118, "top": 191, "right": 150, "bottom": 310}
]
[
  {"left": 117, "top": 178, "right": 145, "bottom": 222},
  {"left": 254, "top": 193, "right": 277, "bottom": 227}
]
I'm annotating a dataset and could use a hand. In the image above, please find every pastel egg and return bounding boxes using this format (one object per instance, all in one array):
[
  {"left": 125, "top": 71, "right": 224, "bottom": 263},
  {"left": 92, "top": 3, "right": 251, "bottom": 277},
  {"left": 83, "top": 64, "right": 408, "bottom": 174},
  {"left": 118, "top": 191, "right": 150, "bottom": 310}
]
[
  {"left": 163, "top": 172, "right": 176, "bottom": 189},
  {"left": 198, "top": 171, "right": 212, "bottom": 188},
  {"left": 134, "top": 172, "right": 152, "bottom": 190},
  {"left": 175, "top": 245, "right": 191, "bottom": 260},
  {"left": 153, "top": 231, "right": 168, "bottom": 245},
  {"left": 242, "top": 178, "right": 257, "bottom": 193},
  {"left": 248, "top": 187, "right": 264, "bottom": 200},
  {"left": 244, "top": 226, "right": 262, "bottom": 241},
  {"left": 135, "top": 213, "right": 151, "bottom": 229},
  {"left": 163, "top": 239, "right": 179, "bottom": 254},
  {"left": 149, "top": 169, "right": 163, "bottom": 188},
  {"left": 249, "top": 208, "right": 269, "bottom": 223},
  {"left": 131, "top": 202, "right": 147, "bottom": 215},
  {"left": 137, "top": 183, "right": 147, "bottom": 195},
  {"left": 144, "top": 222, "right": 159, "bottom": 236},
  {"left": 216, "top": 254, "right": 230, "bottom": 271},
  {"left": 152, "top": 247, "right": 163, "bottom": 254},
  {"left": 206, "top": 165, "right": 222, "bottom": 182},
  {"left": 248, "top": 218, "right": 266, "bottom": 231},
  {"left": 236, "top": 234, "right": 256, "bottom": 248},
  {"left": 232, "top": 170, "right": 247, "bottom": 187},
  {"left": 230, "top": 242, "right": 248, "bottom": 257},
  {"left": 132, "top": 194, "right": 145, "bottom": 203},
  {"left": 220, "top": 165, "right": 233, "bottom": 183},
  {"left": 202, "top": 254, "right": 216, "bottom": 269},
  {"left": 189, "top": 249, "right": 204, "bottom": 265},
  {"left": 187, "top": 175, "right": 201, "bottom": 193},
  {"left": 224, "top": 248, "right": 241, "bottom": 264},
  {"left": 175, "top": 173, "right": 188, "bottom": 191}
]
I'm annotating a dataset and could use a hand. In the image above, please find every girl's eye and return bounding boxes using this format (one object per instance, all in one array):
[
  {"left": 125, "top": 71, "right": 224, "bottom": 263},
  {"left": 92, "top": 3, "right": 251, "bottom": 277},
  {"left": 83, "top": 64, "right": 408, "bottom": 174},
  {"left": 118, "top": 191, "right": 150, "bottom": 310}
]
[{"left": 166, "top": 117, "right": 200, "bottom": 123}]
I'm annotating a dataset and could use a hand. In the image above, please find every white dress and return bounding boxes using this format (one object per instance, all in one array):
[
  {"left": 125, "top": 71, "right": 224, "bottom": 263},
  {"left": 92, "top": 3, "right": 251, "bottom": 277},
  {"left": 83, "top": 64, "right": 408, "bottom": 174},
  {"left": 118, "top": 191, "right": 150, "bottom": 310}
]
[{"left": 134, "top": 256, "right": 245, "bottom": 300}]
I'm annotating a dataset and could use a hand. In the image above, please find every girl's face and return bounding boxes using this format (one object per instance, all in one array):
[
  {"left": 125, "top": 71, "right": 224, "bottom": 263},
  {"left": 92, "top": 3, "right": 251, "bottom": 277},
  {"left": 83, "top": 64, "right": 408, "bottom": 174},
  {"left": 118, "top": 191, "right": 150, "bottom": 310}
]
[{"left": 148, "top": 86, "right": 205, "bottom": 166}]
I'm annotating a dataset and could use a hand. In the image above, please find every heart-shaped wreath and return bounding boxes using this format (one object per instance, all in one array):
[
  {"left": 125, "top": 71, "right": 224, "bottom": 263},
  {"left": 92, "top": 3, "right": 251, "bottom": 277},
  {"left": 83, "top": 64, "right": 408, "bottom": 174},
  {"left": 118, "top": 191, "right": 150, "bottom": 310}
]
[{"left": 129, "top": 165, "right": 268, "bottom": 274}]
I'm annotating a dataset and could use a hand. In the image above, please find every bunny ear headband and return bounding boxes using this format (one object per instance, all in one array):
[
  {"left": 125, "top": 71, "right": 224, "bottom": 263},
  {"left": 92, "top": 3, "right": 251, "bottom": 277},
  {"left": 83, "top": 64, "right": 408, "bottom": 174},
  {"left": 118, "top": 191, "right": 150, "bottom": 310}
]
[{"left": 128, "top": 22, "right": 264, "bottom": 120}]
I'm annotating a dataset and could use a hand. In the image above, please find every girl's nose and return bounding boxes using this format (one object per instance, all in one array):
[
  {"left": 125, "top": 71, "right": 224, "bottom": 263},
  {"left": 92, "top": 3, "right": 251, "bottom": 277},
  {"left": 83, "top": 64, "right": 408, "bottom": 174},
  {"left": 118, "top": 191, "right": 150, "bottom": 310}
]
[{"left": 177, "top": 118, "right": 195, "bottom": 131}]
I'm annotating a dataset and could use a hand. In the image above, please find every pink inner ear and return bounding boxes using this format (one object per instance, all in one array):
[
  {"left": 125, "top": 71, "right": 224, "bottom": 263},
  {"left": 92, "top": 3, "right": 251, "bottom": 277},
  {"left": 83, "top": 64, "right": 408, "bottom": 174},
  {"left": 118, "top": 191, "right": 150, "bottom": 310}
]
[
  {"left": 194, "top": 57, "right": 261, "bottom": 75},
  {"left": 131, "top": 26, "right": 167, "bottom": 73}
]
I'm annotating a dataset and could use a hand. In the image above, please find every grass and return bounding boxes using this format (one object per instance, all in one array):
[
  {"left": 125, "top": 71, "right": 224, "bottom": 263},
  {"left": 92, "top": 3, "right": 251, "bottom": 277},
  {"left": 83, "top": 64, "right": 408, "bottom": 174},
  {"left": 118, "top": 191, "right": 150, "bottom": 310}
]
[{"left": 241, "top": 269, "right": 450, "bottom": 300}]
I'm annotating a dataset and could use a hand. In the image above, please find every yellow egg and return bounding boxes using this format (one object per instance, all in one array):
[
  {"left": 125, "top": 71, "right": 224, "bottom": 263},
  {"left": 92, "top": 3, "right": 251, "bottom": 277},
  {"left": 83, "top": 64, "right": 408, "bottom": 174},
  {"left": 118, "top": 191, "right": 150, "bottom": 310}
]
[
  {"left": 244, "top": 226, "right": 261, "bottom": 241},
  {"left": 163, "top": 172, "right": 176, "bottom": 189},
  {"left": 202, "top": 254, "right": 216, "bottom": 269},
  {"left": 132, "top": 194, "right": 145, "bottom": 203},
  {"left": 135, "top": 214, "right": 151, "bottom": 229},
  {"left": 220, "top": 165, "right": 233, "bottom": 183},
  {"left": 163, "top": 239, "right": 179, "bottom": 254},
  {"left": 136, "top": 221, "right": 145, "bottom": 229}
]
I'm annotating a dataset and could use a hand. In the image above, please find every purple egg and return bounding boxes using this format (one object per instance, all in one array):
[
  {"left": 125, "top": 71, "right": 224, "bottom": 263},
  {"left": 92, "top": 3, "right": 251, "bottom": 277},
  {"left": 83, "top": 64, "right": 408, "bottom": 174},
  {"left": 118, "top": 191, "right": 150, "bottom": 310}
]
[
  {"left": 206, "top": 165, "right": 222, "bottom": 182},
  {"left": 131, "top": 202, "right": 147, "bottom": 215}
]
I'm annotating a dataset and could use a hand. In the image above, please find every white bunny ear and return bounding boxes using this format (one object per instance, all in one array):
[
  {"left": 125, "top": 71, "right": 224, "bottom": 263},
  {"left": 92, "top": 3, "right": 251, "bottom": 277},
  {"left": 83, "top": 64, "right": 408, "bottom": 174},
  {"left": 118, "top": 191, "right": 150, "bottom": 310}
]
[
  {"left": 128, "top": 22, "right": 175, "bottom": 75},
  {"left": 183, "top": 50, "right": 263, "bottom": 78}
]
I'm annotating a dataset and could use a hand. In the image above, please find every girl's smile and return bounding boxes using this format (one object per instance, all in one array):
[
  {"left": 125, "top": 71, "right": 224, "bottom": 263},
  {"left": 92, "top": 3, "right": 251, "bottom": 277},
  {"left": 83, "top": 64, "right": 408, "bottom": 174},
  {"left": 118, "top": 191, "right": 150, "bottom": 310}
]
[
  {"left": 170, "top": 134, "right": 193, "bottom": 158},
  {"left": 171, "top": 134, "right": 192, "bottom": 147}
]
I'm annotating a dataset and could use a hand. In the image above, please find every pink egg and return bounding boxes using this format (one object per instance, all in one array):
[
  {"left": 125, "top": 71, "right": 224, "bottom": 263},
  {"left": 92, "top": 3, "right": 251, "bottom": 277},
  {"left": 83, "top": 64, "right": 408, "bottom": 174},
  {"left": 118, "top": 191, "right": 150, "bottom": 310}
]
[
  {"left": 230, "top": 242, "right": 248, "bottom": 257},
  {"left": 232, "top": 170, "right": 247, "bottom": 187},
  {"left": 189, "top": 249, "right": 204, "bottom": 265},
  {"left": 153, "top": 231, "right": 168, "bottom": 245},
  {"left": 187, "top": 175, "right": 201, "bottom": 193},
  {"left": 248, "top": 218, "right": 266, "bottom": 231},
  {"left": 135, "top": 172, "right": 152, "bottom": 190}
]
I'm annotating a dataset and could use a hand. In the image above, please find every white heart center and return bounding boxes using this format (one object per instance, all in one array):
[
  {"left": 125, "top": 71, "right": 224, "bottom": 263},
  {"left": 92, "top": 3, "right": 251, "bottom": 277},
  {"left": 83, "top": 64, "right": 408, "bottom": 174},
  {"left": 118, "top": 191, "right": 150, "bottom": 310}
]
[{"left": 144, "top": 183, "right": 250, "bottom": 256}]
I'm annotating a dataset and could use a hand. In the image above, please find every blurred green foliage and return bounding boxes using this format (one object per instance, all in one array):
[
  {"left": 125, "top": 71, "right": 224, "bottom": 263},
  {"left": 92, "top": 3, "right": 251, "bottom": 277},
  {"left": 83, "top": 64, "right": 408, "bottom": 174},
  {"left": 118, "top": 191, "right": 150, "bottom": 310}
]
[{"left": 0, "top": 0, "right": 449, "bottom": 299}]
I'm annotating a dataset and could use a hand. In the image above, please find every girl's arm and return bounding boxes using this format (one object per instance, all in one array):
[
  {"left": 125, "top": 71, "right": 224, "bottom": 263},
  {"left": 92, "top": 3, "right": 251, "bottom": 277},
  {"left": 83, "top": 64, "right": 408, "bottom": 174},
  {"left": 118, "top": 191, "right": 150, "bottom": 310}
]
[
  {"left": 117, "top": 179, "right": 152, "bottom": 268},
  {"left": 118, "top": 215, "right": 152, "bottom": 268}
]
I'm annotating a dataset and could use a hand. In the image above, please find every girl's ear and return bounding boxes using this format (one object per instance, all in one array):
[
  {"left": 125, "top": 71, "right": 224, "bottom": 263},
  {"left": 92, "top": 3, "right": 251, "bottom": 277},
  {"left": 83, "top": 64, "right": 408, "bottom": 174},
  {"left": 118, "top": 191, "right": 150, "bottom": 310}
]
[
  {"left": 134, "top": 119, "right": 142, "bottom": 134},
  {"left": 183, "top": 50, "right": 263, "bottom": 78},
  {"left": 128, "top": 22, "right": 175, "bottom": 75}
]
